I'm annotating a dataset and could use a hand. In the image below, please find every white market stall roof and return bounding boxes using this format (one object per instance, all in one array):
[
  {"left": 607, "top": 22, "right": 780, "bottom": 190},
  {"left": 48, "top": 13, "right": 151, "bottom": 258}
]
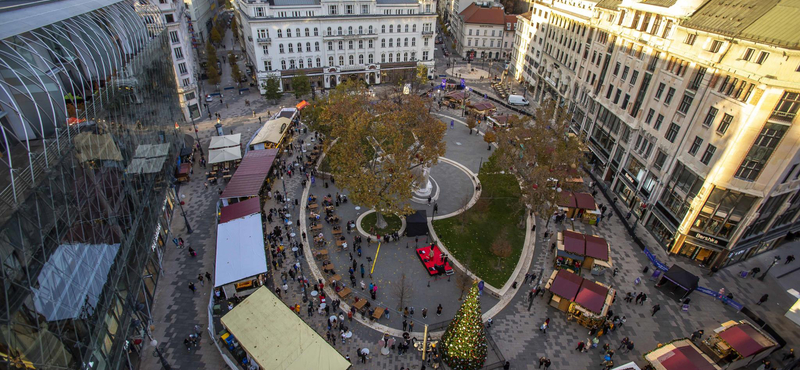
[
  {"left": 221, "top": 287, "right": 351, "bottom": 370},
  {"left": 214, "top": 214, "right": 267, "bottom": 287},
  {"left": 209, "top": 134, "right": 241, "bottom": 149},
  {"left": 74, "top": 133, "right": 123, "bottom": 162},
  {"left": 250, "top": 117, "right": 291, "bottom": 146},
  {"left": 208, "top": 146, "right": 242, "bottom": 164}
]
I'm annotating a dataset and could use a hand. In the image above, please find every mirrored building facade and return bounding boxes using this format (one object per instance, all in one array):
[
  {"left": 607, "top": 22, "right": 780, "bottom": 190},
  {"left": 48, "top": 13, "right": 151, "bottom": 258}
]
[{"left": 0, "top": 0, "right": 185, "bottom": 368}]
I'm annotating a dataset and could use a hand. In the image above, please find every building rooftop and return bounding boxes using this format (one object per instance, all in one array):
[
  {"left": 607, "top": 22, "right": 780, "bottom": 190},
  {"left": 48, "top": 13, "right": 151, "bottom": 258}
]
[
  {"left": 0, "top": 0, "right": 122, "bottom": 40},
  {"left": 595, "top": 0, "right": 621, "bottom": 10},
  {"left": 460, "top": 3, "right": 506, "bottom": 24},
  {"left": 681, "top": 0, "right": 800, "bottom": 49},
  {"left": 640, "top": 0, "right": 678, "bottom": 7},
  {"left": 518, "top": 11, "right": 532, "bottom": 20},
  {"left": 505, "top": 14, "right": 517, "bottom": 30}
]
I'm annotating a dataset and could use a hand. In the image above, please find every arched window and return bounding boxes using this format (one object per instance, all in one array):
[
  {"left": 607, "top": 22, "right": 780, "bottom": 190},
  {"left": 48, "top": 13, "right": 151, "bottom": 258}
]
[
  {"left": 369, "top": 26, "right": 373, "bottom": 34},
  {"left": 348, "top": 26, "right": 353, "bottom": 35},
  {"left": 277, "top": 29, "right": 283, "bottom": 38},
  {"left": 349, "top": 55, "right": 354, "bottom": 65},
  {"left": 286, "top": 28, "right": 292, "bottom": 37},
  {"left": 327, "top": 41, "right": 333, "bottom": 50},
  {"left": 308, "top": 58, "right": 312, "bottom": 67},
  {"left": 389, "top": 25, "right": 393, "bottom": 33},
  {"left": 338, "top": 41, "right": 343, "bottom": 50},
  {"left": 413, "top": 24, "right": 416, "bottom": 32},
  {"left": 289, "top": 59, "right": 296, "bottom": 68},
  {"left": 315, "top": 42, "right": 320, "bottom": 51},
  {"left": 327, "top": 27, "right": 332, "bottom": 36},
  {"left": 281, "top": 60, "right": 286, "bottom": 69},
  {"left": 369, "top": 40, "right": 373, "bottom": 48},
  {"left": 404, "top": 38, "right": 408, "bottom": 47},
  {"left": 358, "top": 26, "right": 363, "bottom": 34},
  {"left": 299, "top": 59, "right": 304, "bottom": 68},
  {"left": 381, "top": 53, "right": 385, "bottom": 63},
  {"left": 348, "top": 40, "right": 353, "bottom": 49},
  {"left": 396, "top": 38, "right": 401, "bottom": 46},
  {"left": 411, "top": 38, "right": 416, "bottom": 46},
  {"left": 369, "top": 54, "right": 374, "bottom": 63},
  {"left": 288, "top": 44, "right": 293, "bottom": 53},
  {"left": 405, "top": 25, "right": 409, "bottom": 32},
  {"left": 411, "top": 52, "right": 416, "bottom": 60},
  {"left": 359, "top": 54, "right": 364, "bottom": 64},
  {"left": 305, "top": 28, "right": 310, "bottom": 36},
  {"left": 297, "top": 43, "right": 302, "bottom": 52},
  {"left": 396, "top": 52, "right": 400, "bottom": 61},
  {"left": 389, "top": 39, "right": 393, "bottom": 47},
  {"left": 358, "top": 40, "right": 363, "bottom": 49},
  {"left": 389, "top": 53, "right": 393, "bottom": 62},
  {"left": 314, "top": 27, "right": 319, "bottom": 36},
  {"left": 328, "top": 56, "right": 334, "bottom": 66},
  {"left": 381, "top": 25, "right": 385, "bottom": 33},
  {"left": 382, "top": 39, "right": 386, "bottom": 48},
  {"left": 306, "top": 42, "right": 311, "bottom": 52},
  {"left": 316, "top": 58, "right": 321, "bottom": 67},
  {"left": 339, "top": 56, "right": 344, "bottom": 65},
  {"left": 279, "top": 44, "right": 285, "bottom": 53},
  {"left": 403, "top": 52, "right": 408, "bottom": 61},
  {"left": 296, "top": 28, "right": 301, "bottom": 37},
  {"left": 338, "top": 26, "right": 343, "bottom": 35}
]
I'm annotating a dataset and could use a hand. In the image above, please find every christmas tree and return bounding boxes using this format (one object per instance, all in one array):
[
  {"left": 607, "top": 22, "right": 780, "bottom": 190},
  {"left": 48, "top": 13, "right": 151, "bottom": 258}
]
[{"left": 439, "top": 282, "right": 487, "bottom": 370}]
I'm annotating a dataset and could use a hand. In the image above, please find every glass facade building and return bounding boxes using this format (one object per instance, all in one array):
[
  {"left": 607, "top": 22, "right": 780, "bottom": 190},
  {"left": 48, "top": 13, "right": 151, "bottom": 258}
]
[{"left": 0, "top": 0, "right": 185, "bottom": 368}]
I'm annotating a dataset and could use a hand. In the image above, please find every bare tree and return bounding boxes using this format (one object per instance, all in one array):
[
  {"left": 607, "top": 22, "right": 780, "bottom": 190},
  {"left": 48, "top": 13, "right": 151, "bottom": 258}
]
[
  {"left": 490, "top": 230, "right": 512, "bottom": 269},
  {"left": 456, "top": 271, "right": 473, "bottom": 301},
  {"left": 394, "top": 273, "right": 413, "bottom": 311}
]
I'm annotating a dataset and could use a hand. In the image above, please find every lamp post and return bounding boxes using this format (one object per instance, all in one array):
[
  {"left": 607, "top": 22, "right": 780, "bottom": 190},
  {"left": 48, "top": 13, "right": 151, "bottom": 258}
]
[
  {"left": 150, "top": 340, "right": 172, "bottom": 370},
  {"left": 177, "top": 193, "right": 194, "bottom": 234},
  {"left": 188, "top": 103, "right": 199, "bottom": 141},
  {"left": 758, "top": 255, "right": 781, "bottom": 281}
]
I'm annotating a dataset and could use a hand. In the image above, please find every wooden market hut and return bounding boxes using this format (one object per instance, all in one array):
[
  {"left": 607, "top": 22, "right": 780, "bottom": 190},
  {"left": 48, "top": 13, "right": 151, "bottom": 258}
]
[
  {"left": 557, "top": 191, "right": 600, "bottom": 224},
  {"left": 545, "top": 269, "right": 616, "bottom": 327},
  {"left": 555, "top": 230, "right": 612, "bottom": 275},
  {"left": 701, "top": 321, "right": 778, "bottom": 369}
]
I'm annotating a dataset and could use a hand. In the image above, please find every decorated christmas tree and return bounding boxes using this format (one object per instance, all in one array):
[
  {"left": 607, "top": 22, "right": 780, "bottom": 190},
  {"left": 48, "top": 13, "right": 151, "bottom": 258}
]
[{"left": 439, "top": 282, "right": 487, "bottom": 370}]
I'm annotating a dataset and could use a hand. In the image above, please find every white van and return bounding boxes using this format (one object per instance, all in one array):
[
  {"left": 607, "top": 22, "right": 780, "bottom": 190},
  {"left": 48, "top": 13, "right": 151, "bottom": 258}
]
[{"left": 507, "top": 94, "right": 529, "bottom": 106}]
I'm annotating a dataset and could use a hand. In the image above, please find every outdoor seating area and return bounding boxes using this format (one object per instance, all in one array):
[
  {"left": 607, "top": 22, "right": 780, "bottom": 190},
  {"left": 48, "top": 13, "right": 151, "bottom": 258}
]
[
  {"left": 545, "top": 269, "right": 616, "bottom": 328},
  {"left": 555, "top": 230, "right": 612, "bottom": 275},
  {"left": 415, "top": 243, "right": 454, "bottom": 276}
]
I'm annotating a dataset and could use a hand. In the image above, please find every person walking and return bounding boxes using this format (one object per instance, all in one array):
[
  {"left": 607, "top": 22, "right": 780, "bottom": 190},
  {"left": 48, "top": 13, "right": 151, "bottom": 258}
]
[
  {"left": 197, "top": 274, "right": 204, "bottom": 286},
  {"left": 787, "top": 255, "right": 796, "bottom": 264},
  {"left": 188, "top": 282, "right": 196, "bottom": 294},
  {"left": 408, "top": 320, "right": 414, "bottom": 332},
  {"left": 402, "top": 319, "right": 408, "bottom": 331},
  {"left": 538, "top": 357, "right": 546, "bottom": 368},
  {"left": 758, "top": 294, "right": 769, "bottom": 305},
  {"left": 422, "top": 308, "right": 428, "bottom": 319},
  {"left": 437, "top": 304, "right": 443, "bottom": 316},
  {"left": 576, "top": 341, "right": 586, "bottom": 352},
  {"left": 651, "top": 304, "right": 661, "bottom": 316},
  {"left": 543, "top": 358, "right": 551, "bottom": 369},
  {"left": 360, "top": 264, "right": 365, "bottom": 278},
  {"left": 690, "top": 330, "right": 704, "bottom": 342},
  {"left": 618, "top": 337, "right": 629, "bottom": 350},
  {"left": 205, "top": 271, "right": 212, "bottom": 283},
  {"left": 639, "top": 293, "right": 648, "bottom": 305},
  {"left": 624, "top": 341, "right": 634, "bottom": 353}
]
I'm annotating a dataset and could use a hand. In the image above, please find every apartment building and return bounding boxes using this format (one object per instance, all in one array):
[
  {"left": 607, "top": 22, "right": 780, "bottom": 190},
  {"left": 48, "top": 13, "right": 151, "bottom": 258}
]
[
  {"left": 156, "top": 0, "right": 202, "bottom": 120},
  {"left": 184, "top": 0, "right": 217, "bottom": 43},
  {"left": 234, "top": 0, "right": 436, "bottom": 92},
  {"left": 511, "top": 0, "right": 800, "bottom": 270},
  {"left": 452, "top": 2, "right": 510, "bottom": 59}
]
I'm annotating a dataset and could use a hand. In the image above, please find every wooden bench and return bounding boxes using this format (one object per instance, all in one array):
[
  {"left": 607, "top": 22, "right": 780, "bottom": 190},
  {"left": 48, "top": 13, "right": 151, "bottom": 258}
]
[
  {"left": 337, "top": 287, "right": 352, "bottom": 298},
  {"left": 322, "top": 263, "right": 333, "bottom": 271},
  {"left": 311, "top": 224, "right": 323, "bottom": 232},
  {"left": 315, "top": 249, "right": 328, "bottom": 258},
  {"left": 336, "top": 239, "right": 346, "bottom": 247},
  {"left": 329, "top": 274, "right": 342, "bottom": 284},
  {"left": 372, "top": 307, "right": 385, "bottom": 320},
  {"left": 352, "top": 299, "right": 367, "bottom": 311},
  {"left": 308, "top": 203, "right": 319, "bottom": 210},
  {"left": 332, "top": 229, "right": 343, "bottom": 236}
]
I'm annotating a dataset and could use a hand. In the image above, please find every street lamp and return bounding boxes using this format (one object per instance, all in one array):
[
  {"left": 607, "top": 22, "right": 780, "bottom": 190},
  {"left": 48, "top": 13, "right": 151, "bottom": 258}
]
[
  {"left": 150, "top": 340, "right": 172, "bottom": 370},
  {"left": 177, "top": 193, "right": 194, "bottom": 234},
  {"left": 188, "top": 103, "right": 199, "bottom": 141},
  {"left": 758, "top": 255, "right": 781, "bottom": 280}
]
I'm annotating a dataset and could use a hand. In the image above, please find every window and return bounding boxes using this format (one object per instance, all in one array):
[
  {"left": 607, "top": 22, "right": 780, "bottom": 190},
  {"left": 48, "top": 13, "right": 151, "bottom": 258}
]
[
  {"left": 328, "top": 56, "right": 334, "bottom": 66},
  {"left": 654, "top": 149, "right": 667, "bottom": 170},
  {"left": 255, "top": 7, "right": 265, "bottom": 17},
  {"left": 654, "top": 83, "right": 665, "bottom": 100},
  {"left": 362, "top": 4, "right": 369, "bottom": 14},
  {"left": 289, "top": 59, "right": 295, "bottom": 69},
  {"left": 422, "top": 51, "right": 428, "bottom": 60},
  {"left": 404, "top": 38, "right": 408, "bottom": 47},
  {"left": 287, "top": 28, "right": 292, "bottom": 37},
  {"left": 348, "top": 40, "right": 353, "bottom": 50},
  {"left": 329, "top": 5, "right": 338, "bottom": 14},
  {"left": 327, "top": 42, "right": 333, "bottom": 51},
  {"left": 717, "top": 113, "right": 733, "bottom": 134},
  {"left": 382, "top": 25, "right": 386, "bottom": 33},
  {"left": 411, "top": 38, "right": 415, "bottom": 46},
  {"left": 688, "top": 136, "right": 703, "bottom": 156},
  {"left": 306, "top": 42, "right": 311, "bottom": 52},
  {"left": 469, "top": 29, "right": 473, "bottom": 36},
  {"left": 684, "top": 33, "right": 696, "bottom": 45},
  {"left": 702, "top": 107, "right": 718, "bottom": 127},
  {"left": 613, "top": 89, "right": 621, "bottom": 104},
  {"left": 403, "top": 52, "right": 408, "bottom": 61},
  {"left": 169, "top": 30, "right": 179, "bottom": 43},
  {"left": 413, "top": 24, "right": 417, "bottom": 32},
  {"left": 359, "top": 26, "right": 363, "bottom": 35},
  {"left": 606, "top": 84, "right": 614, "bottom": 99},
  {"left": 621, "top": 66, "right": 629, "bottom": 81},
  {"left": 298, "top": 59, "right": 304, "bottom": 68},
  {"left": 665, "top": 123, "right": 680, "bottom": 142},
  {"left": 389, "top": 39, "right": 393, "bottom": 47},
  {"left": 621, "top": 94, "right": 630, "bottom": 109},
  {"left": 735, "top": 123, "right": 789, "bottom": 180},
  {"left": 348, "top": 26, "right": 353, "bottom": 35},
  {"left": 315, "top": 42, "right": 320, "bottom": 51},
  {"left": 339, "top": 56, "right": 344, "bottom": 65},
  {"left": 756, "top": 51, "right": 769, "bottom": 64},
  {"left": 390, "top": 25, "right": 394, "bottom": 33},
  {"left": 369, "top": 54, "right": 373, "bottom": 63},
  {"left": 369, "top": 26, "right": 373, "bottom": 34},
  {"left": 664, "top": 87, "right": 676, "bottom": 105},
  {"left": 314, "top": 28, "right": 319, "bottom": 36},
  {"left": 288, "top": 44, "right": 293, "bottom": 53},
  {"left": 677, "top": 93, "right": 693, "bottom": 114},
  {"left": 338, "top": 26, "right": 343, "bottom": 35},
  {"left": 700, "top": 145, "right": 716, "bottom": 165},
  {"left": 182, "top": 78, "right": 190, "bottom": 87},
  {"left": 178, "top": 62, "right": 188, "bottom": 75},
  {"left": 709, "top": 40, "right": 723, "bottom": 53},
  {"left": 349, "top": 55, "right": 354, "bottom": 65},
  {"left": 630, "top": 71, "right": 639, "bottom": 85},
  {"left": 345, "top": 4, "right": 353, "bottom": 14},
  {"left": 772, "top": 91, "right": 800, "bottom": 121},
  {"left": 613, "top": 62, "right": 620, "bottom": 76},
  {"left": 173, "top": 47, "right": 184, "bottom": 60},
  {"left": 381, "top": 54, "right": 386, "bottom": 63},
  {"left": 316, "top": 58, "right": 321, "bottom": 67},
  {"left": 742, "top": 48, "right": 755, "bottom": 61},
  {"left": 645, "top": 109, "right": 655, "bottom": 124},
  {"left": 264, "top": 60, "right": 272, "bottom": 71},
  {"left": 654, "top": 114, "right": 664, "bottom": 130},
  {"left": 281, "top": 60, "right": 286, "bottom": 69},
  {"left": 389, "top": 53, "right": 393, "bottom": 62},
  {"left": 359, "top": 40, "right": 363, "bottom": 49},
  {"left": 382, "top": 39, "right": 386, "bottom": 48},
  {"left": 338, "top": 41, "right": 343, "bottom": 50},
  {"left": 405, "top": 25, "right": 409, "bottom": 32}
]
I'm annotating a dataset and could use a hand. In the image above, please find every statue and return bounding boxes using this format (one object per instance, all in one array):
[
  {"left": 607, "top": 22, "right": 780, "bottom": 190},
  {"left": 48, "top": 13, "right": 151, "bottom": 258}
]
[{"left": 412, "top": 165, "right": 433, "bottom": 198}]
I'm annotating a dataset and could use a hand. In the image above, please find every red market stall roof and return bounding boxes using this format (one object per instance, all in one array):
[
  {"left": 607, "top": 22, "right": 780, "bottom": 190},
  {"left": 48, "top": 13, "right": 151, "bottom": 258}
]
[
  {"left": 574, "top": 192, "right": 597, "bottom": 210},
  {"left": 557, "top": 191, "right": 577, "bottom": 208},
  {"left": 575, "top": 279, "right": 609, "bottom": 314},
  {"left": 177, "top": 163, "right": 191, "bottom": 175},
  {"left": 296, "top": 100, "right": 309, "bottom": 110},
  {"left": 445, "top": 90, "right": 468, "bottom": 100},
  {"left": 471, "top": 102, "right": 495, "bottom": 111},
  {"left": 563, "top": 230, "right": 585, "bottom": 255},
  {"left": 220, "top": 197, "right": 261, "bottom": 224},
  {"left": 220, "top": 149, "right": 279, "bottom": 199},
  {"left": 718, "top": 323, "right": 776, "bottom": 358},
  {"left": 584, "top": 235, "right": 609, "bottom": 261},
  {"left": 646, "top": 340, "right": 720, "bottom": 370},
  {"left": 549, "top": 270, "right": 582, "bottom": 299}
]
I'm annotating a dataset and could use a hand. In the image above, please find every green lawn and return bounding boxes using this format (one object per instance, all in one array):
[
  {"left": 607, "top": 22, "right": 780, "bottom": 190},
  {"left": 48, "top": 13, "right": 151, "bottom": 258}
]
[
  {"left": 432, "top": 166, "right": 525, "bottom": 287},
  {"left": 362, "top": 212, "right": 403, "bottom": 235}
]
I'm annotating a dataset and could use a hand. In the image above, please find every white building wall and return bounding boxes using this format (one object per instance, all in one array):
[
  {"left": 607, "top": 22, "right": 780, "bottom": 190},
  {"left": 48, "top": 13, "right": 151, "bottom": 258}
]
[{"left": 156, "top": 0, "right": 201, "bottom": 121}]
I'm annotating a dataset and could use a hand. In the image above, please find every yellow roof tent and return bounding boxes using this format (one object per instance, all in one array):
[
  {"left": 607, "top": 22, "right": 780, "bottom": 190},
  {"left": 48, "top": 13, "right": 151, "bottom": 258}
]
[
  {"left": 250, "top": 117, "right": 291, "bottom": 147},
  {"left": 220, "top": 287, "right": 351, "bottom": 370}
]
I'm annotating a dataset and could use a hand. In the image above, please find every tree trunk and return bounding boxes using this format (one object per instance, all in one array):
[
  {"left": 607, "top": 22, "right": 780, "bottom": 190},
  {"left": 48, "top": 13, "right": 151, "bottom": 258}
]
[{"left": 375, "top": 212, "right": 388, "bottom": 229}]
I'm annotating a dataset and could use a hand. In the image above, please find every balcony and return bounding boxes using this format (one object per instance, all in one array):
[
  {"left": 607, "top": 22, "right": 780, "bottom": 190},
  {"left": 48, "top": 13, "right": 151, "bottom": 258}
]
[
  {"left": 422, "top": 30, "right": 434, "bottom": 37},
  {"left": 257, "top": 37, "right": 271, "bottom": 44}
]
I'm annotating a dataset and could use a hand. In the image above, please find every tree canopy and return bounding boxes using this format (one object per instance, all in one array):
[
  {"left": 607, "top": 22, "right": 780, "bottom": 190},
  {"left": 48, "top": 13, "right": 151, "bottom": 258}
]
[
  {"left": 493, "top": 99, "right": 587, "bottom": 218},
  {"left": 292, "top": 72, "right": 311, "bottom": 98},
  {"left": 306, "top": 81, "right": 446, "bottom": 219},
  {"left": 262, "top": 76, "right": 281, "bottom": 103}
]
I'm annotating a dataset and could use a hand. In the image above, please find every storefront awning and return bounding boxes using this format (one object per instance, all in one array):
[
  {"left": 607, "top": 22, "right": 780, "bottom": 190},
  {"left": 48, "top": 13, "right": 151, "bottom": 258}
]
[
  {"left": 221, "top": 287, "right": 351, "bottom": 370},
  {"left": 718, "top": 323, "right": 776, "bottom": 358}
]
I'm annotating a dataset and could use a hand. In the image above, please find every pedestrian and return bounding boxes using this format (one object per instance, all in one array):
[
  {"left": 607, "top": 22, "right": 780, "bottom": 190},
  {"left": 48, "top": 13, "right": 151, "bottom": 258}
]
[
  {"left": 618, "top": 337, "right": 629, "bottom": 349},
  {"left": 690, "top": 330, "right": 704, "bottom": 342},
  {"left": 576, "top": 341, "right": 586, "bottom": 352},
  {"left": 758, "top": 294, "right": 769, "bottom": 305},
  {"left": 403, "top": 319, "right": 408, "bottom": 331},
  {"left": 360, "top": 264, "right": 365, "bottom": 278},
  {"left": 188, "top": 282, "right": 196, "bottom": 293},
  {"left": 639, "top": 293, "right": 647, "bottom": 305},
  {"left": 408, "top": 320, "right": 414, "bottom": 331},
  {"left": 538, "top": 357, "right": 546, "bottom": 368},
  {"left": 787, "top": 255, "right": 796, "bottom": 264},
  {"left": 651, "top": 304, "right": 661, "bottom": 316},
  {"left": 404, "top": 307, "right": 409, "bottom": 317},
  {"left": 782, "top": 349, "right": 795, "bottom": 361},
  {"left": 624, "top": 341, "right": 634, "bottom": 353},
  {"left": 543, "top": 358, "right": 551, "bottom": 369},
  {"left": 360, "top": 280, "right": 366, "bottom": 290},
  {"left": 422, "top": 308, "right": 428, "bottom": 319},
  {"left": 197, "top": 274, "right": 205, "bottom": 286},
  {"left": 503, "top": 361, "right": 510, "bottom": 370},
  {"left": 178, "top": 237, "right": 185, "bottom": 248}
]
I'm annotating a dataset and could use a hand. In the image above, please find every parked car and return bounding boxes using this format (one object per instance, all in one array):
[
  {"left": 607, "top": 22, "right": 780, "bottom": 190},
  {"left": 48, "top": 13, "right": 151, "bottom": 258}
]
[{"left": 205, "top": 94, "right": 214, "bottom": 102}]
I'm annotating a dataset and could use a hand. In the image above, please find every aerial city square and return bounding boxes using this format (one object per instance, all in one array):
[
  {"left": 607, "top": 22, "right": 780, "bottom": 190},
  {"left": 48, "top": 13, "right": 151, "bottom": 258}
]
[{"left": 1, "top": 0, "right": 800, "bottom": 369}]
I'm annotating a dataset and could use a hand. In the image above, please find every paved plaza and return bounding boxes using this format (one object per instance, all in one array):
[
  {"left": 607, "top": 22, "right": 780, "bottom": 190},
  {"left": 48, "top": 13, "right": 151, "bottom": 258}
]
[{"left": 139, "top": 24, "right": 800, "bottom": 370}]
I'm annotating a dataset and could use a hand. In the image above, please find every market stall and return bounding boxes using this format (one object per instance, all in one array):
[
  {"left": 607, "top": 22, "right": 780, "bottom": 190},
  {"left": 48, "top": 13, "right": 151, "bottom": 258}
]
[
  {"left": 656, "top": 264, "right": 699, "bottom": 299},
  {"left": 544, "top": 269, "right": 616, "bottom": 327},
  {"left": 220, "top": 287, "right": 350, "bottom": 370},
  {"left": 209, "top": 134, "right": 242, "bottom": 150},
  {"left": 557, "top": 191, "right": 600, "bottom": 224},
  {"left": 488, "top": 114, "right": 518, "bottom": 128},
  {"left": 442, "top": 90, "right": 469, "bottom": 108},
  {"left": 219, "top": 197, "right": 261, "bottom": 224},
  {"left": 467, "top": 101, "right": 496, "bottom": 116},
  {"left": 644, "top": 339, "right": 721, "bottom": 370},
  {"left": 249, "top": 117, "right": 292, "bottom": 150},
  {"left": 214, "top": 213, "right": 267, "bottom": 299},
  {"left": 208, "top": 146, "right": 243, "bottom": 165},
  {"left": 219, "top": 149, "right": 279, "bottom": 206},
  {"left": 701, "top": 320, "right": 778, "bottom": 369},
  {"left": 175, "top": 163, "right": 191, "bottom": 183},
  {"left": 405, "top": 210, "right": 429, "bottom": 237},
  {"left": 555, "top": 230, "right": 612, "bottom": 275}
]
